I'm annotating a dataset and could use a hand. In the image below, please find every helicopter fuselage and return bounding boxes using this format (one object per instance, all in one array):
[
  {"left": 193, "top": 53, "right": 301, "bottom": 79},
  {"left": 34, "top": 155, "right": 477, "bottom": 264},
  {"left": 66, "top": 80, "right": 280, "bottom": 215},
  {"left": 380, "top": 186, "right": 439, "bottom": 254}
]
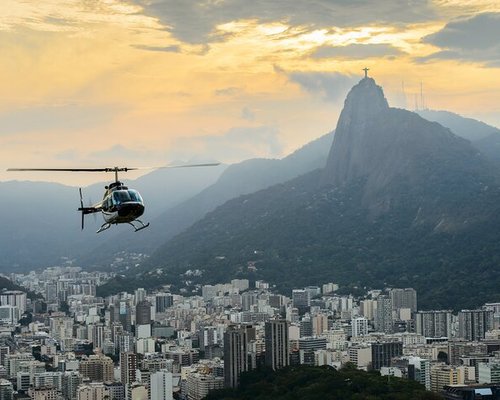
[
  {"left": 80, "top": 181, "right": 149, "bottom": 232},
  {"left": 102, "top": 201, "right": 145, "bottom": 224},
  {"left": 100, "top": 182, "right": 145, "bottom": 224}
]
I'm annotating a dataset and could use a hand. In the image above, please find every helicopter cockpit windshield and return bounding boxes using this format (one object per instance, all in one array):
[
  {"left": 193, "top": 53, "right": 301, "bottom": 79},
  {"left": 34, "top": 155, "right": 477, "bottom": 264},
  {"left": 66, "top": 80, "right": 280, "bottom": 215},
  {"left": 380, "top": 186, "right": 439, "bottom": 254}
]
[{"left": 112, "top": 189, "right": 144, "bottom": 205}]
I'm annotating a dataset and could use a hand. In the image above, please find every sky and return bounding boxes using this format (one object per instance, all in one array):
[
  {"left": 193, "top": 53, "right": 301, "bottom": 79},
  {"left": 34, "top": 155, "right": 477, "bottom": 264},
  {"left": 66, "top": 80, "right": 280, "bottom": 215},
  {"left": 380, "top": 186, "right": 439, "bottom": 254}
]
[{"left": 1, "top": 0, "right": 499, "bottom": 185}]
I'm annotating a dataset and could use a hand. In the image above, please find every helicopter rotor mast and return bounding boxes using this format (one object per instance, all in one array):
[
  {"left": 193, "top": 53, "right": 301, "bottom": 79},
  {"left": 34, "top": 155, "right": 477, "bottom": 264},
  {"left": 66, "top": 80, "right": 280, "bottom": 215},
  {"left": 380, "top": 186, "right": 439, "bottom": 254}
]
[{"left": 103, "top": 167, "right": 136, "bottom": 184}]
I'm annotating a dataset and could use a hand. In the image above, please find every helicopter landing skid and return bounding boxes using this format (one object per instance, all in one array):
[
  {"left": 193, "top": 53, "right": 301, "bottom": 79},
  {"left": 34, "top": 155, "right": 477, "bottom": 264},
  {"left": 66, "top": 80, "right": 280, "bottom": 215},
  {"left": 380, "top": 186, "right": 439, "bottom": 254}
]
[
  {"left": 96, "top": 223, "right": 112, "bottom": 234},
  {"left": 127, "top": 220, "right": 150, "bottom": 232}
]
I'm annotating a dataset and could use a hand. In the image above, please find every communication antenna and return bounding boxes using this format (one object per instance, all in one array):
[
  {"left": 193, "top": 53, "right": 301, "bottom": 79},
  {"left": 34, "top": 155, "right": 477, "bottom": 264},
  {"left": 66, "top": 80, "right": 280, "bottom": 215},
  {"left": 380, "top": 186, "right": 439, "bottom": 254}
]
[
  {"left": 420, "top": 82, "right": 424, "bottom": 111},
  {"left": 401, "top": 80, "right": 407, "bottom": 109}
]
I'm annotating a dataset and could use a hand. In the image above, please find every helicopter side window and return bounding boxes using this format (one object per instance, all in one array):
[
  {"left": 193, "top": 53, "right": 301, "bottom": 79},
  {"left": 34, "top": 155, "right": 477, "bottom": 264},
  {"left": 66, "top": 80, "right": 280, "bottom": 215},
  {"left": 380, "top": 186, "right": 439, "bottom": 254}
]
[{"left": 127, "top": 189, "right": 143, "bottom": 203}]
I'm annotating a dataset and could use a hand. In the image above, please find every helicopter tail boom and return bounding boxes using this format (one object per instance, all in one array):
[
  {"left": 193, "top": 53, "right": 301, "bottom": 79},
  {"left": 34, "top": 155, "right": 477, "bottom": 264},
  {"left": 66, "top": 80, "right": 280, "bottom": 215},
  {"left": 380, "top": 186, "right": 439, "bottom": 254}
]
[{"left": 78, "top": 206, "right": 100, "bottom": 214}]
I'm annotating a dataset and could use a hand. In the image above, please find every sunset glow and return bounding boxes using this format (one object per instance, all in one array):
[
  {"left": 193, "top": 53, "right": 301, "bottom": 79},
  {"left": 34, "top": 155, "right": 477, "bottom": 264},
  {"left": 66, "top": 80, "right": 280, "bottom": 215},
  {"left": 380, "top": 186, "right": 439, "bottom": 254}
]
[{"left": 1, "top": 0, "right": 499, "bottom": 185}]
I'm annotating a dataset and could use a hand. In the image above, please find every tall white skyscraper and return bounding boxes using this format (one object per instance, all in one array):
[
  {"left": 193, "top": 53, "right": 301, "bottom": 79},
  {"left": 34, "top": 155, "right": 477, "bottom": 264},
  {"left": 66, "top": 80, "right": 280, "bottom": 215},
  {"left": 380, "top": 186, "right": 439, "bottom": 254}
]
[
  {"left": 351, "top": 317, "right": 369, "bottom": 337},
  {"left": 415, "top": 310, "right": 453, "bottom": 338},
  {"left": 224, "top": 326, "right": 248, "bottom": 388},
  {"left": 150, "top": 370, "right": 173, "bottom": 400},
  {"left": 390, "top": 288, "right": 417, "bottom": 312},
  {"left": 265, "top": 320, "right": 289, "bottom": 370},
  {"left": 458, "top": 309, "right": 494, "bottom": 341},
  {"left": 134, "top": 288, "right": 146, "bottom": 305},
  {"left": 0, "top": 291, "right": 27, "bottom": 314},
  {"left": 375, "top": 295, "right": 393, "bottom": 334}
]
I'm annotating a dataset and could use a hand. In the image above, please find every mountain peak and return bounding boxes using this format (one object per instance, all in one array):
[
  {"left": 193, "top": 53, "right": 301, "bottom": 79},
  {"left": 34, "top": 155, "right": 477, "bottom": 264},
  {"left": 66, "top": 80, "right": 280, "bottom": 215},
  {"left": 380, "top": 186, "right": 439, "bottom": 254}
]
[
  {"left": 322, "top": 77, "right": 389, "bottom": 188},
  {"left": 342, "top": 77, "right": 389, "bottom": 120},
  {"left": 322, "top": 76, "right": 487, "bottom": 216}
]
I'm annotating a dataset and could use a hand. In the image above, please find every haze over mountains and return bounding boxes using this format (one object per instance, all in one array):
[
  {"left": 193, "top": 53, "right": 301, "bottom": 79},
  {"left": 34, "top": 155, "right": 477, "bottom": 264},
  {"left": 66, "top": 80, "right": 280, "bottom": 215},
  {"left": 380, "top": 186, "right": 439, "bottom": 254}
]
[
  {"left": 99, "top": 77, "right": 500, "bottom": 310},
  {"left": 0, "top": 166, "right": 225, "bottom": 269},
  {"left": 417, "top": 109, "right": 500, "bottom": 163},
  {"left": 80, "top": 133, "right": 333, "bottom": 266},
  {"left": 3, "top": 76, "right": 500, "bottom": 310},
  {"left": 0, "top": 133, "right": 333, "bottom": 270}
]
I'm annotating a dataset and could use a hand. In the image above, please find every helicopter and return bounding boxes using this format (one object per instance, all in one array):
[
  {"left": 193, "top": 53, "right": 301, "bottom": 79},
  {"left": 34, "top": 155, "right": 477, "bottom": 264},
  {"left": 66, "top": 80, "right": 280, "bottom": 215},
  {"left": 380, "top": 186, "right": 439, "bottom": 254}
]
[{"left": 7, "top": 164, "right": 219, "bottom": 233}]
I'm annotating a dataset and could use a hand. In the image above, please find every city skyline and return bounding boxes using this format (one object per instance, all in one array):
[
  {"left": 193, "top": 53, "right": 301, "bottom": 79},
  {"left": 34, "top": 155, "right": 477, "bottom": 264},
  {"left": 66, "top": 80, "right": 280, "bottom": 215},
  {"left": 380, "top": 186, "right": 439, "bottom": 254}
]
[{"left": 2, "top": 265, "right": 500, "bottom": 399}]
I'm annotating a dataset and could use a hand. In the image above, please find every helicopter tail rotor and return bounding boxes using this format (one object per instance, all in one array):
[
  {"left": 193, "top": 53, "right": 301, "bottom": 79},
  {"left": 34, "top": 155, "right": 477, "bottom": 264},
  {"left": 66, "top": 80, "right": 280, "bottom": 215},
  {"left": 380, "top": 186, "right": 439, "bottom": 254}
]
[
  {"left": 78, "top": 188, "right": 100, "bottom": 230},
  {"left": 79, "top": 188, "right": 85, "bottom": 230}
]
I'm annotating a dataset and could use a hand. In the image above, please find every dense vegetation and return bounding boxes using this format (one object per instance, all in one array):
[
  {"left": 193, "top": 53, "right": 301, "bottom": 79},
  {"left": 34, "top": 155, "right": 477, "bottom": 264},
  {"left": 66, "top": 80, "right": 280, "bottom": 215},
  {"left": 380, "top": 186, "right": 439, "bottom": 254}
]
[
  {"left": 99, "top": 106, "right": 500, "bottom": 311},
  {"left": 97, "top": 275, "right": 159, "bottom": 297},
  {"left": 104, "top": 159, "right": 499, "bottom": 310},
  {"left": 205, "top": 365, "right": 442, "bottom": 400},
  {"left": 84, "top": 133, "right": 332, "bottom": 269}
]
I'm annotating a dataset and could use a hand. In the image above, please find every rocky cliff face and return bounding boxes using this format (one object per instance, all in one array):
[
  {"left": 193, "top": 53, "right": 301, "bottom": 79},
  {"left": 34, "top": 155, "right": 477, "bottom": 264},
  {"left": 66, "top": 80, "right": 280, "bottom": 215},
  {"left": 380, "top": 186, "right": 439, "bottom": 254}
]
[
  {"left": 99, "top": 76, "right": 500, "bottom": 309},
  {"left": 322, "top": 77, "right": 389, "bottom": 187},
  {"left": 322, "top": 77, "right": 489, "bottom": 217}
]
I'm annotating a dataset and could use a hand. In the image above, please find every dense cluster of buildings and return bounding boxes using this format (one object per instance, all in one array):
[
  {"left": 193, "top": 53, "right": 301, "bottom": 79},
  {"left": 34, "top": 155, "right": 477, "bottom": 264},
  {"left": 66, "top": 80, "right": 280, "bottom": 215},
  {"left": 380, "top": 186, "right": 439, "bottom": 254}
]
[{"left": 0, "top": 267, "right": 499, "bottom": 399}]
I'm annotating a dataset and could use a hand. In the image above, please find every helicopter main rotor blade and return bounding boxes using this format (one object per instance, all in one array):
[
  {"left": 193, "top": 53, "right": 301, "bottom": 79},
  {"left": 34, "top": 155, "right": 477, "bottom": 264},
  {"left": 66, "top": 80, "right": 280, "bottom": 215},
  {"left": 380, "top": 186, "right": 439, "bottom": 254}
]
[
  {"left": 163, "top": 162, "right": 221, "bottom": 168},
  {"left": 7, "top": 167, "right": 134, "bottom": 172},
  {"left": 7, "top": 164, "right": 219, "bottom": 172},
  {"left": 133, "top": 163, "right": 221, "bottom": 170}
]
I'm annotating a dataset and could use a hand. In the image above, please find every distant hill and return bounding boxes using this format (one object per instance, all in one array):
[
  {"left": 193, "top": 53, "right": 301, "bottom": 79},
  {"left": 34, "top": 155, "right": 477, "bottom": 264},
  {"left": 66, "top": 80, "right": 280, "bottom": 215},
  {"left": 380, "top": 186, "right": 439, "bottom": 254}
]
[
  {"left": 99, "top": 78, "right": 500, "bottom": 310},
  {"left": 0, "top": 132, "right": 332, "bottom": 272},
  {"left": 0, "top": 180, "right": 97, "bottom": 270},
  {"left": 417, "top": 109, "right": 500, "bottom": 162},
  {"left": 0, "top": 165, "right": 225, "bottom": 271},
  {"left": 82, "top": 133, "right": 333, "bottom": 267},
  {"left": 205, "top": 365, "right": 442, "bottom": 400}
]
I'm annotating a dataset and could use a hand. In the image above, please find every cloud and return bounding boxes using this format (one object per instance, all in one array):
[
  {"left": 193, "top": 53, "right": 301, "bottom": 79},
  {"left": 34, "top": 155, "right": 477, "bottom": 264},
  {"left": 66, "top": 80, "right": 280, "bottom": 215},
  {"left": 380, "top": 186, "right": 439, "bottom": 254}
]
[
  {"left": 286, "top": 71, "right": 358, "bottom": 103},
  {"left": 130, "top": 0, "right": 435, "bottom": 44},
  {"left": 167, "top": 125, "right": 283, "bottom": 163},
  {"left": 51, "top": 145, "right": 166, "bottom": 169},
  {"left": 132, "top": 44, "right": 181, "bottom": 53},
  {"left": 87, "top": 144, "right": 159, "bottom": 162},
  {"left": 241, "top": 107, "right": 255, "bottom": 121},
  {"left": 420, "top": 12, "right": 500, "bottom": 66},
  {"left": 417, "top": 50, "right": 463, "bottom": 63},
  {"left": 214, "top": 87, "right": 243, "bottom": 96},
  {"left": 0, "top": 103, "right": 124, "bottom": 136},
  {"left": 312, "top": 43, "right": 403, "bottom": 59},
  {"left": 55, "top": 149, "right": 79, "bottom": 161}
]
